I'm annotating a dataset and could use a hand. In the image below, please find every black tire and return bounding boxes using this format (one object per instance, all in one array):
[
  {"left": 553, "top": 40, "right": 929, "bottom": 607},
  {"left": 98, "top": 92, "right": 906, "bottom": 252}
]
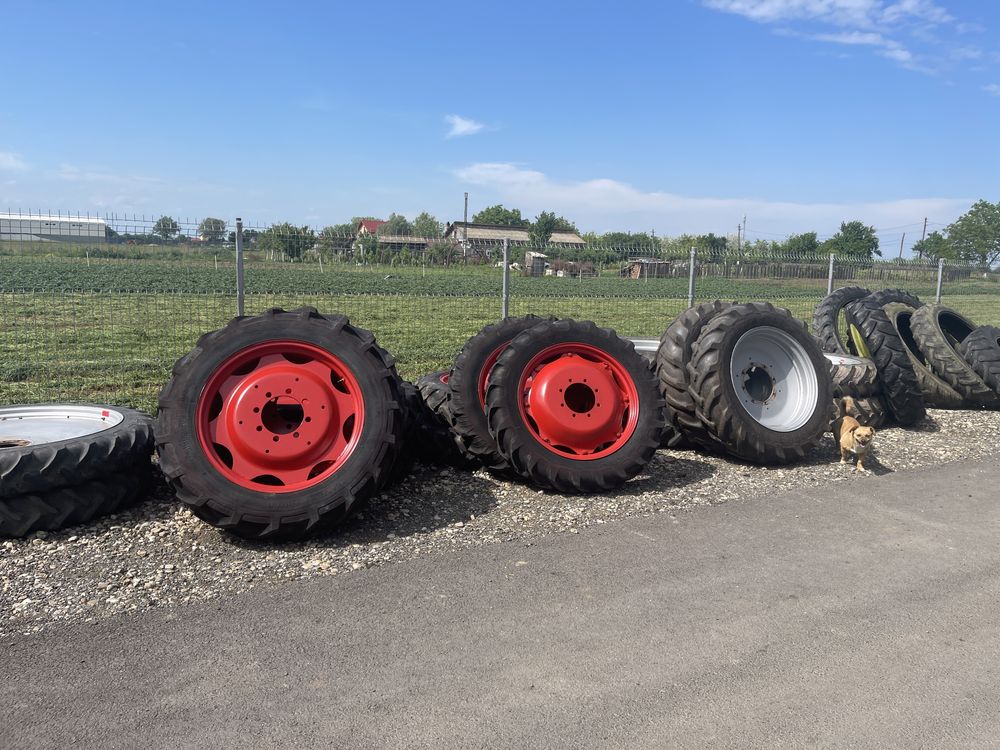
[
  {"left": 958, "top": 326, "right": 1000, "bottom": 398},
  {"left": 0, "top": 405, "right": 153, "bottom": 499},
  {"left": 688, "top": 302, "right": 833, "bottom": 465},
  {"left": 813, "top": 286, "right": 870, "bottom": 355},
  {"left": 655, "top": 301, "right": 731, "bottom": 451},
  {"left": 837, "top": 396, "right": 888, "bottom": 429},
  {"left": 825, "top": 353, "right": 880, "bottom": 398},
  {"left": 881, "top": 303, "right": 964, "bottom": 409},
  {"left": 909, "top": 304, "right": 1000, "bottom": 408},
  {"left": 0, "top": 465, "right": 151, "bottom": 538},
  {"left": 866, "top": 288, "right": 923, "bottom": 309},
  {"left": 486, "top": 319, "right": 664, "bottom": 492},
  {"left": 156, "top": 307, "right": 404, "bottom": 541},
  {"left": 415, "top": 371, "right": 479, "bottom": 468},
  {"left": 384, "top": 379, "right": 421, "bottom": 486},
  {"left": 450, "top": 315, "right": 549, "bottom": 472},
  {"left": 843, "top": 298, "right": 926, "bottom": 425}
]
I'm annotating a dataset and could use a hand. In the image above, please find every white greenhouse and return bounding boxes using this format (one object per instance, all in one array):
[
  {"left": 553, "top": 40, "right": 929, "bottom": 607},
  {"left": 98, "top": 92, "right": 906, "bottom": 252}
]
[{"left": 0, "top": 213, "right": 107, "bottom": 243}]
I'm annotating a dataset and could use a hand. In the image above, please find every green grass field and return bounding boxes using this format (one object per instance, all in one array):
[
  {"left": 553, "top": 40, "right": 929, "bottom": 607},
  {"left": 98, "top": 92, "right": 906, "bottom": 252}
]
[{"left": 2, "top": 255, "right": 998, "bottom": 413}]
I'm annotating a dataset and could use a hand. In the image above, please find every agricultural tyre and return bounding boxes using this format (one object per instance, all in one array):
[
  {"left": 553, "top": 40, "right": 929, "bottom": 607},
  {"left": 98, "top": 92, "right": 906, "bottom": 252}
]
[
  {"left": 0, "top": 465, "right": 151, "bottom": 538},
  {"left": 836, "top": 396, "right": 888, "bottom": 429},
  {"left": 824, "top": 353, "right": 879, "bottom": 398},
  {"left": 881, "top": 303, "right": 964, "bottom": 409},
  {"left": 384, "top": 379, "right": 421, "bottom": 486},
  {"left": 655, "top": 301, "right": 731, "bottom": 452},
  {"left": 449, "top": 315, "right": 550, "bottom": 472},
  {"left": 866, "top": 288, "right": 923, "bottom": 309},
  {"left": 844, "top": 298, "right": 926, "bottom": 425},
  {"left": 812, "top": 286, "right": 870, "bottom": 355},
  {"left": 0, "top": 404, "right": 153, "bottom": 499},
  {"left": 909, "top": 304, "right": 1000, "bottom": 408},
  {"left": 415, "top": 371, "right": 479, "bottom": 468},
  {"left": 688, "top": 302, "right": 833, "bottom": 465},
  {"left": 155, "top": 307, "right": 405, "bottom": 541},
  {"left": 486, "top": 319, "right": 664, "bottom": 493},
  {"left": 958, "top": 326, "right": 1000, "bottom": 398}
]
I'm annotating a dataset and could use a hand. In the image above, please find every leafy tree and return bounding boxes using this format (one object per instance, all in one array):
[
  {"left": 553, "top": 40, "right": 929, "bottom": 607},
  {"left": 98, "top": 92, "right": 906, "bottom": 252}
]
[
  {"left": 821, "top": 220, "right": 881, "bottom": 259},
  {"left": 427, "top": 239, "right": 459, "bottom": 266},
  {"left": 694, "top": 233, "right": 728, "bottom": 260},
  {"left": 317, "top": 224, "right": 355, "bottom": 256},
  {"left": 912, "top": 230, "right": 954, "bottom": 262},
  {"left": 378, "top": 212, "right": 412, "bottom": 236},
  {"left": 946, "top": 200, "right": 1000, "bottom": 267},
  {"left": 257, "top": 223, "right": 315, "bottom": 259},
  {"left": 153, "top": 216, "right": 179, "bottom": 239},
  {"left": 472, "top": 204, "right": 529, "bottom": 226},
  {"left": 412, "top": 212, "right": 443, "bottom": 238},
  {"left": 530, "top": 211, "right": 559, "bottom": 245},
  {"left": 780, "top": 232, "right": 819, "bottom": 256},
  {"left": 198, "top": 217, "right": 226, "bottom": 242}
]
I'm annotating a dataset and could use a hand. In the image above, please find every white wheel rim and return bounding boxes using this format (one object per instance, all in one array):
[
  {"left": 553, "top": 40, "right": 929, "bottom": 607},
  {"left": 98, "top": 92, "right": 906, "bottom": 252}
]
[
  {"left": 0, "top": 405, "right": 124, "bottom": 448},
  {"left": 730, "top": 327, "right": 819, "bottom": 432}
]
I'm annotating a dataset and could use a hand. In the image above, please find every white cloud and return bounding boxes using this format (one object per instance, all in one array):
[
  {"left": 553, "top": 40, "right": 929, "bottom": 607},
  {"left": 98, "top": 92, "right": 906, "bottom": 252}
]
[
  {"left": 454, "top": 161, "right": 971, "bottom": 239},
  {"left": 445, "top": 114, "right": 485, "bottom": 138},
  {"left": 984, "top": 83, "right": 1000, "bottom": 96},
  {"left": 0, "top": 151, "right": 28, "bottom": 170}
]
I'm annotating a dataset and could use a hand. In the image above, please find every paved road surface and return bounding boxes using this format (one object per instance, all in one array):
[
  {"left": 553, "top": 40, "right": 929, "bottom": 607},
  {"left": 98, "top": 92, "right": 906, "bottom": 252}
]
[{"left": 4, "top": 458, "right": 999, "bottom": 748}]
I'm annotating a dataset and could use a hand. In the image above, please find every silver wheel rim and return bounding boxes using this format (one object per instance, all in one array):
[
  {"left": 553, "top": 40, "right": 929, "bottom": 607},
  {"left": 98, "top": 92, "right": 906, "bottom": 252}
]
[
  {"left": 730, "top": 327, "right": 819, "bottom": 432},
  {"left": 0, "top": 405, "right": 124, "bottom": 448}
]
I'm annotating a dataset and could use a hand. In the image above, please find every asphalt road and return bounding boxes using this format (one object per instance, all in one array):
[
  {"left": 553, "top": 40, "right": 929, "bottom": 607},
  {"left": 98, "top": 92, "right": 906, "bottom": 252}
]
[{"left": 4, "top": 457, "right": 1000, "bottom": 749}]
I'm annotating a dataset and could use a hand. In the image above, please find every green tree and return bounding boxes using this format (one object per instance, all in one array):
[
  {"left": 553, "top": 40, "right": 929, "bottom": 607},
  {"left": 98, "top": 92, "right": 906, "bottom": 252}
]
[
  {"left": 257, "top": 223, "right": 315, "bottom": 259},
  {"left": 946, "top": 200, "right": 1000, "bottom": 266},
  {"left": 153, "top": 215, "right": 179, "bottom": 239},
  {"left": 472, "top": 204, "right": 529, "bottom": 226},
  {"left": 694, "top": 233, "right": 728, "bottom": 260},
  {"left": 912, "top": 230, "right": 954, "bottom": 262},
  {"left": 198, "top": 217, "right": 226, "bottom": 242},
  {"left": 821, "top": 221, "right": 881, "bottom": 259},
  {"left": 530, "top": 211, "right": 559, "bottom": 245},
  {"left": 378, "top": 212, "right": 412, "bottom": 236},
  {"left": 318, "top": 224, "right": 355, "bottom": 256},
  {"left": 412, "top": 212, "right": 443, "bottom": 238},
  {"left": 780, "top": 232, "right": 819, "bottom": 256}
]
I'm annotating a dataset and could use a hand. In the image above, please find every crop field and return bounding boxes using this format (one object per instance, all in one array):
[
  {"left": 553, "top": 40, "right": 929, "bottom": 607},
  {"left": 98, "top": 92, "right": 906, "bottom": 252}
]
[{"left": 1, "top": 255, "right": 998, "bottom": 413}]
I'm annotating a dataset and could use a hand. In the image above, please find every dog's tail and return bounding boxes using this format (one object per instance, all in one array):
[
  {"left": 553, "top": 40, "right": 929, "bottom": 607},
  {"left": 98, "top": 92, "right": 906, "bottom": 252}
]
[{"left": 840, "top": 396, "right": 857, "bottom": 418}]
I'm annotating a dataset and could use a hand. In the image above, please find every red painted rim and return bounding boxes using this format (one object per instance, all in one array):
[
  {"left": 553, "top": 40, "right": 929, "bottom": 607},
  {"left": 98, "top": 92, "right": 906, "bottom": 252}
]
[
  {"left": 196, "top": 340, "right": 365, "bottom": 492},
  {"left": 477, "top": 343, "right": 507, "bottom": 408},
  {"left": 516, "top": 342, "right": 639, "bottom": 461}
]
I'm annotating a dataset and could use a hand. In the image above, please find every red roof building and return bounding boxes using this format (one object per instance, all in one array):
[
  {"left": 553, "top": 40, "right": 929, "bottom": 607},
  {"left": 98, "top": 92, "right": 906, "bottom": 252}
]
[{"left": 357, "top": 219, "right": 386, "bottom": 235}]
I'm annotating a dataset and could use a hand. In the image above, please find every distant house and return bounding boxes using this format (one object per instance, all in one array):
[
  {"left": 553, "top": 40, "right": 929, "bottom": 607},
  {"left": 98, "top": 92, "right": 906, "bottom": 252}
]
[
  {"left": 444, "top": 222, "right": 585, "bottom": 248},
  {"left": 356, "top": 219, "right": 387, "bottom": 236}
]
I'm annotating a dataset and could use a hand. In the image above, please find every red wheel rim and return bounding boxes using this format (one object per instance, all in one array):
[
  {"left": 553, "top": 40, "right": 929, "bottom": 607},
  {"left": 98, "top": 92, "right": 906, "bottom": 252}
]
[
  {"left": 477, "top": 344, "right": 507, "bottom": 408},
  {"left": 196, "top": 341, "right": 365, "bottom": 492},
  {"left": 517, "top": 343, "right": 639, "bottom": 460}
]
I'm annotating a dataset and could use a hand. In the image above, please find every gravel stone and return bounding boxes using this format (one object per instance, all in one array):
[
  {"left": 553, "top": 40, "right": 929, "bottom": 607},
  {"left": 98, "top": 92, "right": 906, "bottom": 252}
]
[{"left": 2, "top": 408, "right": 1000, "bottom": 640}]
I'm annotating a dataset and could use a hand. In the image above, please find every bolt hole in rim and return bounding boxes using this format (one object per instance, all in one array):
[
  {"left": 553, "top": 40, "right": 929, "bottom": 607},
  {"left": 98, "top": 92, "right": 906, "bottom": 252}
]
[
  {"left": 730, "top": 326, "right": 819, "bottom": 432},
  {"left": 0, "top": 405, "right": 124, "bottom": 448},
  {"left": 196, "top": 341, "right": 364, "bottom": 492},
  {"left": 517, "top": 342, "right": 639, "bottom": 460}
]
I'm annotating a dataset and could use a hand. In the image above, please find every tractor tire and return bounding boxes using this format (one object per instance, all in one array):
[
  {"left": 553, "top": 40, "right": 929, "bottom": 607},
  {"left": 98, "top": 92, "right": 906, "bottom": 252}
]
[
  {"left": 156, "top": 307, "right": 405, "bottom": 541},
  {"left": 415, "top": 371, "right": 479, "bottom": 468},
  {"left": 867, "top": 288, "right": 923, "bottom": 309},
  {"left": 0, "top": 465, "right": 151, "bottom": 538},
  {"left": 655, "top": 301, "right": 731, "bottom": 452},
  {"left": 958, "top": 326, "right": 1000, "bottom": 398},
  {"left": 881, "top": 303, "right": 964, "bottom": 409},
  {"left": 688, "top": 302, "right": 833, "bottom": 465},
  {"left": 909, "top": 304, "right": 999, "bottom": 408},
  {"left": 0, "top": 404, "right": 153, "bottom": 499},
  {"left": 449, "top": 315, "right": 550, "bottom": 472},
  {"left": 384, "top": 379, "right": 421, "bottom": 486},
  {"left": 813, "top": 286, "right": 870, "bottom": 355},
  {"left": 824, "top": 353, "right": 879, "bottom": 398},
  {"left": 843, "top": 298, "right": 926, "bottom": 425},
  {"left": 486, "top": 319, "right": 664, "bottom": 493},
  {"left": 838, "top": 396, "right": 888, "bottom": 429}
]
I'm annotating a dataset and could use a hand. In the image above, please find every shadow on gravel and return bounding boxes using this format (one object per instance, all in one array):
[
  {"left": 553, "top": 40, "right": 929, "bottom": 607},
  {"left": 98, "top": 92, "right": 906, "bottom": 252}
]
[
  {"left": 909, "top": 415, "right": 942, "bottom": 433},
  {"left": 618, "top": 454, "right": 717, "bottom": 494}
]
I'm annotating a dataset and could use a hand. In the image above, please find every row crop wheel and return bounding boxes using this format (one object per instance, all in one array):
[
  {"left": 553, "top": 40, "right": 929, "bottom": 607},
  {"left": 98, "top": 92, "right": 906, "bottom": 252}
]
[
  {"left": 813, "top": 286, "right": 870, "bottom": 355},
  {"left": 881, "top": 303, "right": 964, "bottom": 409},
  {"left": 156, "top": 307, "right": 405, "bottom": 541},
  {"left": 958, "top": 326, "right": 1000, "bottom": 398},
  {"left": 486, "top": 319, "right": 664, "bottom": 493}
]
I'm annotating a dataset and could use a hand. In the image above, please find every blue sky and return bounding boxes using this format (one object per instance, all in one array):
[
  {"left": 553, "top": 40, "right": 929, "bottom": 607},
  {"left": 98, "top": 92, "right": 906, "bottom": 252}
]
[{"left": 1, "top": 0, "right": 997, "bottom": 253}]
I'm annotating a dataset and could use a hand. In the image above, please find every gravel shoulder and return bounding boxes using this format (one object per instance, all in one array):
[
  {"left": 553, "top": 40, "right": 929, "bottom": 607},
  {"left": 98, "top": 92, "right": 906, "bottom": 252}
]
[{"left": 3, "top": 407, "right": 1000, "bottom": 640}]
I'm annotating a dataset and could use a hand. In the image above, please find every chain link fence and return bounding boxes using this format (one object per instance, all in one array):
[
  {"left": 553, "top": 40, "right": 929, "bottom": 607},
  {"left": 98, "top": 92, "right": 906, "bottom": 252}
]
[{"left": 1, "top": 211, "right": 998, "bottom": 412}]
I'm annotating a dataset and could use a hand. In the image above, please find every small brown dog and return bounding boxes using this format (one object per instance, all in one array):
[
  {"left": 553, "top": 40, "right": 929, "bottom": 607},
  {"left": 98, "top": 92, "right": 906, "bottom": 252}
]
[{"left": 832, "top": 397, "right": 876, "bottom": 472}]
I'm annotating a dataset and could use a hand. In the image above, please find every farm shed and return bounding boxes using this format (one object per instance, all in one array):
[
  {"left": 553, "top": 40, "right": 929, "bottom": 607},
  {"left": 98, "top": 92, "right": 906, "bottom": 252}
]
[
  {"left": 444, "top": 222, "right": 586, "bottom": 248},
  {"left": 0, "top": 213, "right": 106, "bottom": 244}
]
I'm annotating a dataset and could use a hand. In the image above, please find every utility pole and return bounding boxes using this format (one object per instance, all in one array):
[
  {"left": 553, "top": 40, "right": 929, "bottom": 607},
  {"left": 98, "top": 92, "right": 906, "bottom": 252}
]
[
  {"left": 463, "top": 191, "right": 469, "bottom": 259},
  {"left": 917, "top": 216, "right": 928, "bottom": 260},
  {"left": 898, "top": 232, "right": 905, "bottom": 260}
]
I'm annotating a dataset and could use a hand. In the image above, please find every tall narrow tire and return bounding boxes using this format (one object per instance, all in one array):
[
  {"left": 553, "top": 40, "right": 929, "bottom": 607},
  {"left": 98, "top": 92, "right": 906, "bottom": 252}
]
[
  {"left": 866, "top": 289, "right": 923, "bottom": 309},
  {"left": 843, "top": 298, "right": 926, "bottom": 425},
  {"left": 688, "top": 302, "right": 833, "bottom": 465},
  {"left": 881, "top": 303, "right": 964, "bottom": 409},
  {"left": 155, "top": 307, "right": 404, "bottom": 541},
  {"left": 449, "top": 315, "right": 549, "bottom": 472},
  {"left": 909, "top": 304, "right": 999, "bottom": 408},
  {"left": 415, "top": 372, "right": 479, "bottom": 468},
  {"left": 0, "top": 405, "right": 153, "bottom": 499},
  {"left": 958, "top": 326, "right": 1000, "bottom": 398},
  {"left": 384, "top": 379, "right": 421, "bottom": 486},
  {"left": 486, "top": 319, "right": 664, "bottom": 493},
  {"left": 655, "top": 301, "right": 731, "bottom": 452},
  {"left": 824, "top": 353, "right": 879, "bottom": 398},
  {"left": 813, "top": 286, "right": 870, "bottom": 355},
  {"left": 0, "top": 467, "right": 151, "bottom": 538}
]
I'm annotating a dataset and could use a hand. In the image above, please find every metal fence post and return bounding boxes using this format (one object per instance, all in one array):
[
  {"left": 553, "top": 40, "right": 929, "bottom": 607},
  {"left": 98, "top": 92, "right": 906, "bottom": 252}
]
[
  {"left": 235, "top": 218, "right": 245, "bottom": 316},
  {"left": 935, "top": 258, "right": 944, "bottom": 303},
  {"left": 501, "top": 238, "right": 510, "bottom": 320},
  {"left": 827, "top": 253, "right": 835, "bottom": 295},
  {"left": 687, "top": 247, "right": 697, "bottom": 307}
]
